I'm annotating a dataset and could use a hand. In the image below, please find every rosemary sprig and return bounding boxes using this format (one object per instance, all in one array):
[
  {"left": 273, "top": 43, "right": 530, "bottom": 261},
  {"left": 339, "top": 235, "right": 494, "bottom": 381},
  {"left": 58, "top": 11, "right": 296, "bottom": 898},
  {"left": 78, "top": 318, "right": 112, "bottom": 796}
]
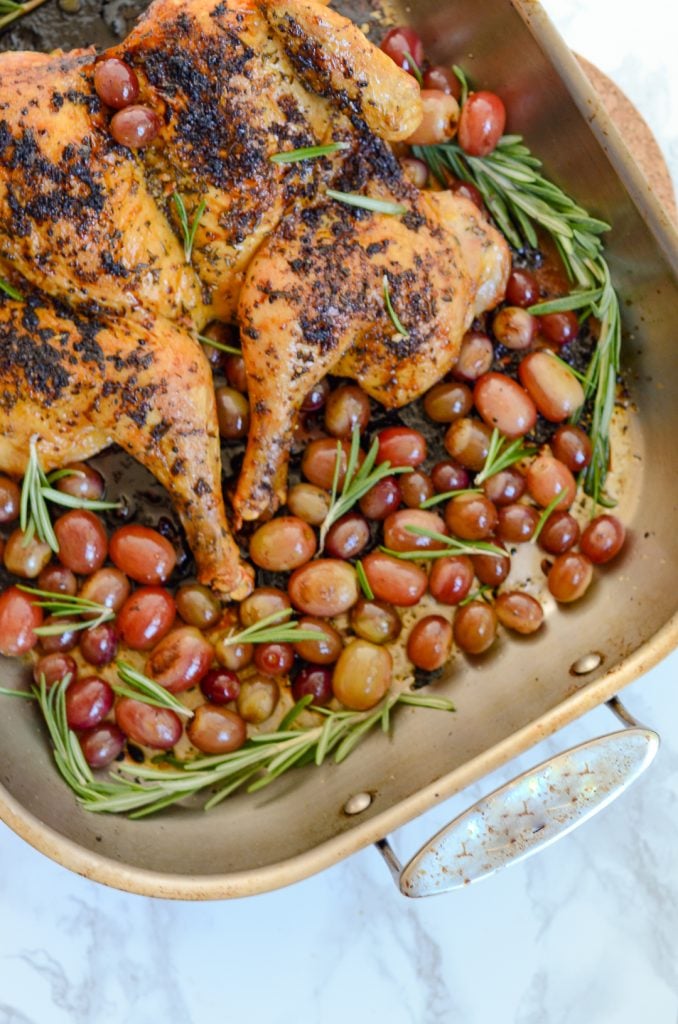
[
  {"left": 33, "top": 675, "right": 147, "bottom": 810},
  {"left": 219, "top": 608, "right": 320, "bottom": 647},
  {"left": 474, "top": 428, "right": 533, "bottom": 485},
  {"left": 326, "top": 189, "right": 408, "bottom": 216},
  {"left": 414, "top": 130, "right": 620, "bottom": 503},
  {"left": 531, "top": 491, "right": 566, "bottom": 544},
  {"left": 173, "top": 194, "right": 206, "bottom": 263},
  {"left": 197, "top": 333, "right": 242, "bottom": 357},
  {"left": 115, "top": 661, "right": 194, "bottom": 719},
  {"left": 19, "top": 438, "right": 119, "bottom": 551},
  {"left": 453, "top": 65, "right": 469, "bottom": 107},
  {"left": 382, "top": 526, "right": 505, "bottom": 561},
  {"left": 271, "top": 142, "right": 348, "bottom": 164},
  {"left": 0, "top": 277, "right": 22, "bottom": 300},
  {"left": 0, "top": 0, "right": 50, "bottom": 33},
  {"left": 0, "top": 686, "right": 36, "bottom": 699},
  {"left": 318, "top": 426, "right": 412, "bottom": 551},
  {"left": 33, "top": 675, "right": 455, "bottom": 818},
  {"left": 420, "top": 487, "right": 481, "bottom": 509},
  {"left": 459, "top": 584, "right": 493, "bottom": 608},
  {"left": 16, "top": 585, "right": 114, "bottom": 634},
  {"left": 537, "top": 347, "right": 588, "bottom": 385},
  {"left": 383, "top": 275, "right": 410, "bottom": 338},
  {"left": 20, "top": 438, "right": 58, "bottom": 550},
  {"left": 356, "top": 560, "right": 375, "bottom": 600},
  {"left": 403, "top": 52, "right": 423, "bottom": 87}
]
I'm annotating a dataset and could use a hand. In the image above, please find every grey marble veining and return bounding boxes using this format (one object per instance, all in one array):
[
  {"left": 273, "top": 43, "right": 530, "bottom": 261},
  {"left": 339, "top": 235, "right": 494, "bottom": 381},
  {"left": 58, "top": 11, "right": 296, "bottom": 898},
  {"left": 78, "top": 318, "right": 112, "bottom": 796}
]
[{"left": 1, "top": 1, "right": 678, "bottom": 1021}]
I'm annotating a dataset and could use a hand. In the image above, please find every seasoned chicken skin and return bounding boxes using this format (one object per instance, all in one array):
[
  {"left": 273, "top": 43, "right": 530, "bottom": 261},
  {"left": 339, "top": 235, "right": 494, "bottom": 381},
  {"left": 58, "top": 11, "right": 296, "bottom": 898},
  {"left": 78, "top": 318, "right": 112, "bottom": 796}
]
[{"left": 0, "top": 0, "right": 509, "bottom": 595}]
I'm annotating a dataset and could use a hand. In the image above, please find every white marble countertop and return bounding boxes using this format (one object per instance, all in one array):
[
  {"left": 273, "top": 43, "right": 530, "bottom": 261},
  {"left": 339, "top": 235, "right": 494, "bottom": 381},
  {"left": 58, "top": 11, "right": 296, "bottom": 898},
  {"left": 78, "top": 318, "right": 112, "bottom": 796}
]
[{"left": 2, "top": 2, "right": 677, "bottom": 1021}]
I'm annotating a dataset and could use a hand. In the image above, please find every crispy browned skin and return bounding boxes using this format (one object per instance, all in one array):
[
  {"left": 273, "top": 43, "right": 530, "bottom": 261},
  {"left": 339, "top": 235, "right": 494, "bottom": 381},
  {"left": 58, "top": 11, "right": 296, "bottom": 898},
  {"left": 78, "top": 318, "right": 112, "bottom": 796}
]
[
  {"left": 0, "top": 293, "right": 254, "bottom": 598},
  {"left": 0, "top": 0, "right": 509, "bottom": 588}
]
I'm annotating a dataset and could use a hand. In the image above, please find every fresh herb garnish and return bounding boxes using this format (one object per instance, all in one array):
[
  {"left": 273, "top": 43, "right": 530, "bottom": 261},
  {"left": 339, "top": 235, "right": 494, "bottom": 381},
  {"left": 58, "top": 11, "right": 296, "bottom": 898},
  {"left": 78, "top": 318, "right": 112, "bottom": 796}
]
[
  {"left": 382, "top": 526, "right": 505, "bottom": 561},
  {"left": 17, "top": 585, "right": 114, "bottom": 634},
  {"left": 383, "top": 275, "right": 410, "bottom": 338},
  {"left": 220, "top": 608, "right": 320, "bottom": 648},
  {"left": 33, "top": 675, "right": 148, "bottom": 812},
  {"left": 271, "top": 142, "right": 348, "bottom": 164},
  {"left": 459, "top": 584, "right": 493, "bottom": 607},
  {"left": 34, "top": 676, "right": 455, "bottom": 818},
  {"left": 197, "top": 333, "right": 242, "bottom": 357},
  {"left": 19, "top": 438, "right": 120, "bottom": 552},
  {"left": 403, "top": 52, "right": 424, "bottom": 87},
  {"left": 452, "top": 65, "right": 469, "bottom": 106},
  {"left": 0, "top": 0, "right": 49, "bottom": 33},
  {"left": 114, "top": 662, "right": 194, "bottom": 719},
  {"left": 420, "top": 487, "right": 482, "bottom": 509},
  {"left": 474, "top": 428, "right": 533, "bottom": 486},
  {"left": 531, "top": 346, "right": 588, "bottom": 385},
  {"left": 173, "top": 193, "right": 206, "bottom": 263},
  {"left": 356, "top": 560, "right": 375, "bottom": 600},
  {"left": 414, "top": 129, "right": 621, "bottom": 504},
  {"left": 318, "top": 427, "right": 412, "bottom": 552},
  {"left": 531, "top": 491, "right": 566, "bottom": 543},
  {"left": 326, "top": 189, "right": 408, "bottom": 216},
  {"left": 0, "top": 686, "right": 36, "bottom": 699},
  {"left": 0, "top": 277, "right": 22, "bottom": 300}
]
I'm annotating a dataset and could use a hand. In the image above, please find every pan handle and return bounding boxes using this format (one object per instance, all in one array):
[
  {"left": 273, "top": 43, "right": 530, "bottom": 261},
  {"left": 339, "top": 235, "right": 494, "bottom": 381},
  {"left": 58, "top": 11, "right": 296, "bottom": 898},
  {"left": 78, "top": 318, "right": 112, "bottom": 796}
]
[{"left": 375, "top": 698, "right": 659, "bottom": 898}]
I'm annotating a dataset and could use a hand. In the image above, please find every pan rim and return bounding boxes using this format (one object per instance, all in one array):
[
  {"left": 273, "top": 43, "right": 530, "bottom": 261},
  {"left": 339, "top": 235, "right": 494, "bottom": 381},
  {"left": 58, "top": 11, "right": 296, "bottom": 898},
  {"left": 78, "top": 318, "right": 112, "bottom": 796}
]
[
  {"left": 1, "top": 0, "right": 677, "bottom": 900},
  {"left": 1, "top": 609, "right": 676, "bottom": 900}
]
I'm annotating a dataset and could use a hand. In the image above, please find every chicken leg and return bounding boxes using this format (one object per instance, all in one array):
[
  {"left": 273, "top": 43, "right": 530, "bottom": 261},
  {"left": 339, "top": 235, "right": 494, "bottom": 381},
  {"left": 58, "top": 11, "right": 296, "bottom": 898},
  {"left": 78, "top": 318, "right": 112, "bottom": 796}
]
[{"left": 0, "top": 293, "right": 253, "bottom": 598}]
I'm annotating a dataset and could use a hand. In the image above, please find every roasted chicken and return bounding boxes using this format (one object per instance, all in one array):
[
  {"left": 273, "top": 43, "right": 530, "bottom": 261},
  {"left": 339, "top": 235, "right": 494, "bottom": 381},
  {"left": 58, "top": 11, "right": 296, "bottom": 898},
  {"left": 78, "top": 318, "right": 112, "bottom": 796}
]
[{"left": 0, "top": 0, "right": 509, "bottom": 598}]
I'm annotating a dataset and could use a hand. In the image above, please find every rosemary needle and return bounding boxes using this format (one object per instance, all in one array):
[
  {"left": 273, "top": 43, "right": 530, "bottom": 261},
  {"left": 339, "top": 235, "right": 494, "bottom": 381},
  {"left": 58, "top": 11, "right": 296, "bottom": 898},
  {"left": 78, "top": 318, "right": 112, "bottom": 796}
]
[
  {"left": 383, "top": 275, "right": 410, "bottom": 338},
  {"left": 219, "top": 608, "right": 320, "bottom": 647},
  {"left": 197, "top": 333, "right": 242, "bottom": 356},
  {"left": 0, "top": 0, "right": 50, "bottom": 33},
  {"left": 474, "top": 428, "right": 534, "bottom": 486},
  {"left": 173, "top": 193, "right": 206, "bottom": 263},
  {"left": 382, "top": 526, "right": 505, "bottom": 561},
  {"left": 270, "top": 142, "right": 349, "bottom": 164},
  {"left": 0, "top": 277, "right": 22, "bottom": 300},
  {"left": 326, "top": 190, "right": 408, "bottom": 216},
  {"left": 17, "top": 585, "right": 114, "bottom": 635}
]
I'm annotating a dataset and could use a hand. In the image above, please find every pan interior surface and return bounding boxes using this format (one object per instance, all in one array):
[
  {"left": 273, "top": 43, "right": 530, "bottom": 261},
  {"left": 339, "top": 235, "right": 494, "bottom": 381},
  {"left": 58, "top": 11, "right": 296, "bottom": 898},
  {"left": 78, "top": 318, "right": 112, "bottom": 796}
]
[{"left": 0, "top": 0, "right": 677, "bottom": 897}]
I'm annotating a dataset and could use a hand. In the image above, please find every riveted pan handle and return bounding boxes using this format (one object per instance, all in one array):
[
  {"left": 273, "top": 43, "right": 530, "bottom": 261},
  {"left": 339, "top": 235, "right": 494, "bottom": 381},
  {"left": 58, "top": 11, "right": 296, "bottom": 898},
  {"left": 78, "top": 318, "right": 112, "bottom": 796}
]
[{"left": 376, "top": 698, "right": 659, "bottom": 898}]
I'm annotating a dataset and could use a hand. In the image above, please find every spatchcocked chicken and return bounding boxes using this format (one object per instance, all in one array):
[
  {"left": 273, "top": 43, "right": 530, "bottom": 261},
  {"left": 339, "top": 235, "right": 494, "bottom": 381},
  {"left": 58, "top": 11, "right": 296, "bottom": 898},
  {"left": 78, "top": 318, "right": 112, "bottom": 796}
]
[{"left": 0, "top": 0, "right": 510, "bottom": 599}]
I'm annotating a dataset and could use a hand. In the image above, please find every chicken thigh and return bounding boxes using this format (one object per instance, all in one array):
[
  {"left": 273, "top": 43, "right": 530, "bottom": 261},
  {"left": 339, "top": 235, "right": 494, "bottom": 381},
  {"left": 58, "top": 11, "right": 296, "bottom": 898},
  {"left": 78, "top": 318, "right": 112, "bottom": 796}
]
[{"left": 0, "top": 0, "right": 509, "bottom": 596}]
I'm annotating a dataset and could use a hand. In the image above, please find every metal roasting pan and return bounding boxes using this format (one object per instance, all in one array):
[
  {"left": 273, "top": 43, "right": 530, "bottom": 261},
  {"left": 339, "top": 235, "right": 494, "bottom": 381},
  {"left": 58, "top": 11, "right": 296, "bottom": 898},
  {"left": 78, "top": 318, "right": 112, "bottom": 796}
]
[{"left": 1, "top": 0, "right": 677, "bottom": 899}]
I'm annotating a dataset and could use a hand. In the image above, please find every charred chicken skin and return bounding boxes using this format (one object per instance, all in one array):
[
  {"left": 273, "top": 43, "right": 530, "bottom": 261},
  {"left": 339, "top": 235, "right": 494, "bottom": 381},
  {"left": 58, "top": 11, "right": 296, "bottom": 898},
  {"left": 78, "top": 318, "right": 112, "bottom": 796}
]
[{"left": 0, "top": 0, "right": 509, "bottom": 598}]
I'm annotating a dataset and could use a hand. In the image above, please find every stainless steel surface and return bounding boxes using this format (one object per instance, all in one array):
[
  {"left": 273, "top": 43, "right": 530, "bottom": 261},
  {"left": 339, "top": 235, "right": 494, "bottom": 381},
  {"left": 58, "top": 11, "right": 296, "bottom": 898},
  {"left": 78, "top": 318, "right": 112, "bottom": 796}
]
[
  {"left": 0, "top": 0, "right": 677, "bottom": 899},
  {"left": 344, "top": 793, "right": 374, "bottom": 816},
  {"left": 607, "top": 696, "right": 644, "bottom": 729},
  {"left": 397, "top": 727, "right": 659, "bottom": 897},
  {"left": 377, "top": 698, "right": 658, "bottom": 896},
  {"left": 571, "top": 653, "right": 604, "bottom": 676}
]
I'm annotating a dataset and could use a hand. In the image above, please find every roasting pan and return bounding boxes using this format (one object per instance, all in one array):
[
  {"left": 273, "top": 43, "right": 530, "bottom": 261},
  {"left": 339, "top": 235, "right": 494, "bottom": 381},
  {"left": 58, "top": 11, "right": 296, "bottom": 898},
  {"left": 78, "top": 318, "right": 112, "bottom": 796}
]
[{"left": 0, "top": 0, "right": 677, "bottom": 900}]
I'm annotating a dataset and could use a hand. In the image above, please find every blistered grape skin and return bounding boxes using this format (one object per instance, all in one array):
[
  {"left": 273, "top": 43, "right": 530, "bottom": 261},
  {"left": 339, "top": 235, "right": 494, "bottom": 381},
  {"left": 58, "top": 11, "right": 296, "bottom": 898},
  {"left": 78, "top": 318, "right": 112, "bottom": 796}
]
[
  {"left": 406, "top": 616, "right": 453, "bottom": 671},
  {"left": 453, "top": 601, "right": 498, "bottom": 654},
  {"left": 332, "top": 641, "right": 392, "bottom": 711}
]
